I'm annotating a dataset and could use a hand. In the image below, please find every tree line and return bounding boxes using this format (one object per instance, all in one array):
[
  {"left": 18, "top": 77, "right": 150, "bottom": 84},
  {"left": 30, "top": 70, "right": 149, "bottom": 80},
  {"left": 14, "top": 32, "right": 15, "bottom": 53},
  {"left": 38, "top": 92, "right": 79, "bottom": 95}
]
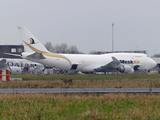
[{"left": 44, "top": 42, "right": 79, "bottom": 54}]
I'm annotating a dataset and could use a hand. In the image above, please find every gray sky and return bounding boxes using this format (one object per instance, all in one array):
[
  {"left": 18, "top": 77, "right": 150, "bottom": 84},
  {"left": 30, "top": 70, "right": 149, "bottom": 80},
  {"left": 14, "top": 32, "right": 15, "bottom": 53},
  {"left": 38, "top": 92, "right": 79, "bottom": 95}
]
[{"left": 0, "top": 0, "right": 160, "bottom": 56}]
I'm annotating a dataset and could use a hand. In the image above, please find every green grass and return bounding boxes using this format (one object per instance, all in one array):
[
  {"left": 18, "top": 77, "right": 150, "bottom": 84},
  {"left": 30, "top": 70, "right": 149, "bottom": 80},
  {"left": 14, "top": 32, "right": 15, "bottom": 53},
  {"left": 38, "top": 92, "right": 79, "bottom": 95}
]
[
  {"left": 0, "top": 93, "right": 160, "bottom": 120},
  {"left": 10, "top": 74, "right": 160, "bottom": 80},
  {"left": 1, "top": 74, "right": 160, "bottom": 88},
  {"left": 0, "top": 74, "right": 160, "bottom": 119}
]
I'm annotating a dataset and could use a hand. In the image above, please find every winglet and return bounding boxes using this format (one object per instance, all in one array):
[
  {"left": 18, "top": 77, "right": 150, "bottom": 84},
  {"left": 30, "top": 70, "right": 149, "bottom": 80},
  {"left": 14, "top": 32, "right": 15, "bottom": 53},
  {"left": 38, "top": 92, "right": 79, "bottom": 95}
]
[{"left": 111, "top": 57, "right": 121, "bottom": 65}]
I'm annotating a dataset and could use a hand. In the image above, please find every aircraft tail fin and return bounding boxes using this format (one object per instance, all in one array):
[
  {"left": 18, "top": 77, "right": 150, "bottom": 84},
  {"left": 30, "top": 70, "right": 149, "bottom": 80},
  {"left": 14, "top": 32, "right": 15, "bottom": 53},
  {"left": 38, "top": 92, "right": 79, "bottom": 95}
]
[
  {"left": 17, "top": 26, "right": 49, "bottom": 53},
  {"left": 0, "top": 59, "right": 7, "bottom": 69}
]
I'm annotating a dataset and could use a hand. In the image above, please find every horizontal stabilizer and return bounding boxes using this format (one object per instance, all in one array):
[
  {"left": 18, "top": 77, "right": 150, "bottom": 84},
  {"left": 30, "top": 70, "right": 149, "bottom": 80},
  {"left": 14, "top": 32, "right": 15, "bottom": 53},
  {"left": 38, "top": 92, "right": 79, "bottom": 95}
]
[
  {"left": 4, "top": 53, "right": 22, "bottom": 57},
  {"left": 0, "top": 59, "right": 7, "bottom": 69},
  {"left": 27, "top": 52, "right": 46, "bottom": 59}
]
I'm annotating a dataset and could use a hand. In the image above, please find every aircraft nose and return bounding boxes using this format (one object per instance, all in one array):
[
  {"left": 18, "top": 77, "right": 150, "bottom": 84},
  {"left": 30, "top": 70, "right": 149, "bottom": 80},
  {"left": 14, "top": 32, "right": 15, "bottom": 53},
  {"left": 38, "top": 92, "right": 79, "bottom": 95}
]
[{"left": 150, "top": 58, "right": 157, "bottom": 69}]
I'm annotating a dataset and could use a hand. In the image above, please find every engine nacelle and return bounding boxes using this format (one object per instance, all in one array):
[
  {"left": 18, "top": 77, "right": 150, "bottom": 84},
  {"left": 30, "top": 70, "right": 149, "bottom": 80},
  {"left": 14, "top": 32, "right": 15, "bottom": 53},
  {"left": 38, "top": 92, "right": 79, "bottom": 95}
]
[
  {"left": 118, "top": 65, "right": 134, "bottom": 73},
  {"left": 23, "top": 66, "right": 35, "bottom": 73},
  {"left": 9, "top": 66, "right": 22, "bottom": 74}
]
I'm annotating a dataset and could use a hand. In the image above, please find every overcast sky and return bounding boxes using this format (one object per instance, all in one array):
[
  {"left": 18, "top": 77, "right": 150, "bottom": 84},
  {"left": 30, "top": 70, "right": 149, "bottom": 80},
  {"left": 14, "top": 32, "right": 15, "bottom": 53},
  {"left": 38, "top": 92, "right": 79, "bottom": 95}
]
[{"left": 0, "top": 0, "right": 160, "bottom": 56}]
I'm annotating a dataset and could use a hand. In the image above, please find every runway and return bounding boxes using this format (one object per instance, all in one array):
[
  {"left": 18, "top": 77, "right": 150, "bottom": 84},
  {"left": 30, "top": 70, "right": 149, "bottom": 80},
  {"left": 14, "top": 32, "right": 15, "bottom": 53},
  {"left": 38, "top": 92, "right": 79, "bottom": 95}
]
[{"left": 0, "top": 88, "right": 159, "bottom": 93}]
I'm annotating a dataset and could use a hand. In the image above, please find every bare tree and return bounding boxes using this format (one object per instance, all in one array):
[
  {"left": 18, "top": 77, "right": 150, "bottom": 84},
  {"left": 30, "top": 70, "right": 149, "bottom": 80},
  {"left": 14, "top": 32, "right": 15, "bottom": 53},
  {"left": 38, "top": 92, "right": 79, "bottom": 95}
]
[
  {"left": 53, "top": 44, "right": 61, "bottom": 53},
  {"left": 44, "top": 42, "right": 80, "bottom": 54},
  {"left": 89, "top": 50, "right": 97, "bottom": 54},
  {"left": 68, "top": 45, "right": 79, "bottom": 54},
  {"left": 59, "top": 43, "right": 68, "bottom": 53},
  {"left": 44, "top": 42, "right": 54, "bottom": 52}
]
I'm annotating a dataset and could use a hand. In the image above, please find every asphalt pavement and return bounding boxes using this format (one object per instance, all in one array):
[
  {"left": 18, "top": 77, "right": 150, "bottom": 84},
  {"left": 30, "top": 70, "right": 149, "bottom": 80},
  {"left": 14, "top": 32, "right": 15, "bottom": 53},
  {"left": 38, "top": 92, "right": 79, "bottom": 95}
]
[{"left": 0, "top": 88, "right": 158, "bottom": 94}]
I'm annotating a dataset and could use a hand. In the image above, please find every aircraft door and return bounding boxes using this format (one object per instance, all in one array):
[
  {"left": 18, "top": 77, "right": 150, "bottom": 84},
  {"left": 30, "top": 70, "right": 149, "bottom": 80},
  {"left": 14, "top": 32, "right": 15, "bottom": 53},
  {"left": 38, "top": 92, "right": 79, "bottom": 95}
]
[{"left": 70, "top": 64, "right": 78, "bottom": 70}]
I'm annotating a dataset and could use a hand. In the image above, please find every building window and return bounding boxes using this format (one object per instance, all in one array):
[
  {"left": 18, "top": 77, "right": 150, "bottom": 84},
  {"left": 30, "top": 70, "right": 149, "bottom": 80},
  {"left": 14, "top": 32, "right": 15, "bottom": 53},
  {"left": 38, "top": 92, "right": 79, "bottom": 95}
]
[
  {"left": 17, "top": 48, "right": 22, "bottom": 53},
  {"left": 11, "top": 48, "right": 16, "bottom": 53}
]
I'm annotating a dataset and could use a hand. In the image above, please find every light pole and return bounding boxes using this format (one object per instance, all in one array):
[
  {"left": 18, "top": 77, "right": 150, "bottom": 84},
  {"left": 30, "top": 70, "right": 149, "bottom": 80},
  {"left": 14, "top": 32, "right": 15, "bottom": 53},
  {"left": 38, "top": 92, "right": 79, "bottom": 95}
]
[{"left": 112, "top": 23, "right": 114, "bottom": 52}]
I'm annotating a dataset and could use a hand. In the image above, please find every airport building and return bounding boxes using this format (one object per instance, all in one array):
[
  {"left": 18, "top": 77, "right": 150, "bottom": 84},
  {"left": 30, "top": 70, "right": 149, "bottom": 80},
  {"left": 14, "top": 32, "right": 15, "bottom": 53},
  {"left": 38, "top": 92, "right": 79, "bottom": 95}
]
[
  {"left": 0, "top": 45, "right": 24, "bottom": 58},
  {"left": 105, "top": 50, "right": 147, "bottom": 54},
  {"left": 92, "top": 50, "right": 147, "bottom": 54}
]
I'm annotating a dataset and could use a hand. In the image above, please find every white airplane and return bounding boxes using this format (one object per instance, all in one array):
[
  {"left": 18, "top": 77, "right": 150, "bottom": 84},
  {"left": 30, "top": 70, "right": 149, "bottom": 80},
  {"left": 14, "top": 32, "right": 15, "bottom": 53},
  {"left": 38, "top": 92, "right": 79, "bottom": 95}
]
[
  {"left": 0, "top": 58, "right": 44, "bottom": 74},
  {"left": 17, "top": 26, "right": 157, "bottom": 74}
]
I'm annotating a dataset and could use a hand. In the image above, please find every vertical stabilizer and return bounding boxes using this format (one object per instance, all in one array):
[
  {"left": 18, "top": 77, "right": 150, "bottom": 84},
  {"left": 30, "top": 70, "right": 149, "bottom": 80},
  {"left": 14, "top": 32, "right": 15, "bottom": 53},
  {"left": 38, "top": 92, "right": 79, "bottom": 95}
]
[{"left": 17, "top": 26, "right": 49, "bottom": 53}]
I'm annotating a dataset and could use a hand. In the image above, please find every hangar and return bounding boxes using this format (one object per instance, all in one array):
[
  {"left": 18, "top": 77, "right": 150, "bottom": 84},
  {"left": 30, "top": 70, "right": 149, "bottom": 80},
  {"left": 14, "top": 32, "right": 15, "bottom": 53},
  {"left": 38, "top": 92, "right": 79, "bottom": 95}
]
[{"left": 0, "top": 45, "right": 24, "bottom": 58}]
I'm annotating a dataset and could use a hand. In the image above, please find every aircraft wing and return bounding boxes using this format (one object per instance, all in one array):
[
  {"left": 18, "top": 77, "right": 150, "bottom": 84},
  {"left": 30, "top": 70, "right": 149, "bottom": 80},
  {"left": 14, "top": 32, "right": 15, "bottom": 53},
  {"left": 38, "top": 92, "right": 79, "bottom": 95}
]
[
  {"left": 94, "top": 57, "right": 122, "bottom": 72},
  {"left": 27, "top": 52, "right": 46, "bottom": 59},
  {"left": 0, "top": 59, "right": 8, "bottom": 69}
]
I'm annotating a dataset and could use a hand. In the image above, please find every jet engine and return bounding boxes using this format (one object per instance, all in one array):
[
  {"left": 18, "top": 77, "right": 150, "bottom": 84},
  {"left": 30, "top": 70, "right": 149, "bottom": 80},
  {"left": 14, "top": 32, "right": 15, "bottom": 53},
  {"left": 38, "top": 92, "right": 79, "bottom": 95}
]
[
  {"left": 9, "top": 66, "right": 22, "bottom": 74},
  {"left": 118, "top": 65, "right": 134, "bottom": 73},
  {"left": 23, "top": 66, "right": 35, "bottom": 73}
]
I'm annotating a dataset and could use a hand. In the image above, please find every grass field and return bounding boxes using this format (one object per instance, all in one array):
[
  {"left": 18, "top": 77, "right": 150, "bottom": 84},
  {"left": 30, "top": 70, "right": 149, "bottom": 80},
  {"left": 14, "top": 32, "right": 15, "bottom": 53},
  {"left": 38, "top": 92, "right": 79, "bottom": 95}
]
[
  {"left": 0, "top": 74, "right": 160, "bottom": 119},
  {"left": 1, "top": 93, "right": 160, "bottom": 120},
  {"left": 5, "top": 74, "right": 160, "bottom": 88}
]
